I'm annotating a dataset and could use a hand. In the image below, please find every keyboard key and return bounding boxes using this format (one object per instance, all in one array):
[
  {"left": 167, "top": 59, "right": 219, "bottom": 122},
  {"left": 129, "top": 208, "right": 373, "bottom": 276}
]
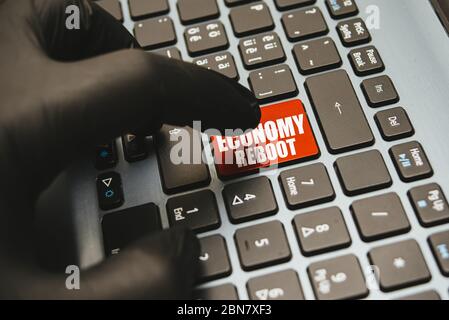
[
  {"left": 247, "top": 270, "right": 304, "bottom": 300},
  {"left": 293, "top": 37, "right": 342, "bottom": 75},
  {"left": 96, "top": 0, "right": 123, "bottom": 21},
  {"left": 198, "top": 235, "right": 232, "bottom": 282},
  {"left": 196, "top": 284, "right": 239, "bottom": 300},
  {"left": 95, "top": 141, "right": 117, "bottom": 170},
  {"left": 351, "top": 193, "right": 411, "bottom": 242},
  {"left": 305, "top": 70, "right": 374, "bottom": 153},
  {"left": 102, "top": 203, "right": 161, "bottom": 256},
  {"left": 166, "top": 190, "right": 220, "bottom": 233},
  {"left": 368, "top": 239, "right": 431, "bottom": 292},
  {"left": 229, "top": 2, "right": 274, "bottom": 37},
  {"left": 224, "top": 0, "right": 254, "bottom": 6},
  {"left": 212, "top": 100, "right": 319, "bottom": 178},
  {"left": 336, "top": 18, "right": 371, "bottom": 47},
  {"left": 349, "top": 46, "right": 385, "bottom": 76},
  {"left": 428, "top": 230, "right": 449, "bottom": 276},
  {"left": 155, "top": 47, "right": 182, "bottom": 60},
  {"left": 248, "top": 64, "right": 298, "bottom": 102},
  {"left": 193, "top": 52, "right": 239, "bottom": 80},
  {"left": 239, "top": 32, "right": 286, "bottom": 70},
  {"left": 134, "top": 16, "right": 176, "bottom": 50},
  {"left": 235, "top": 221, "right": 291, "bottom": 270},
  {"left": 281, "top": 7, "right": 328, "bottom": 42},
  {"left": 325, "top": 0, "right": 358, "bottom": 19},
  {"left": 398, "top": 290, "right": 441, "bottom": 300},
  {"left": 177, "top": 0, "right": 220, "bottom": 25},
  {"left": 308, "top": 254, "right": 368, "bottom": 300},
  {"left": 223, "top": 176, "right": 278, "bottom": 223},
  {"left": 279, "top": 163, "right": 335, "bottom": 210},
  {"left": 274, "top": 0, "right": 316, "bottom": 11},
  {"left": 128, "top": 0, "right": 169, "bottom": 20},
  {"left": 362, "top": 75, "right": 399, "bottom": 108},
  {"left": 96, "top": 172, "right": 124, "bottom": 211},
  {"left": 156, "top": 126, "right": 210, "bottom": 194},
  {"left": 409, "top": 183, "right": 449, "bottom": 227},
  {"left": 122, "top": 134, "right": 148, "bottom": 162},
  {"left": 389, "top": 141, "right": 433, "bottom": 182},
  {"left": 335, "top": 150, "right": 392, "bottom": 196},
  {"left": 375, "top": 107, "right": 414, "bottom": 141},
  {"left": 293, "top": 207, "right": 351, "bottom": 256},
  {"left": 184, "top": 21, "right": 229, "bottom": 56}
]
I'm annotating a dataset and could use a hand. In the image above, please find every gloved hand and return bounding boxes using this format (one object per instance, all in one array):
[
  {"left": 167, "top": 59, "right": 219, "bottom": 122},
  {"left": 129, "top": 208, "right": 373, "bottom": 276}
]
[{"left": 0, "top": 0, "right": 260, "bottom": 299}]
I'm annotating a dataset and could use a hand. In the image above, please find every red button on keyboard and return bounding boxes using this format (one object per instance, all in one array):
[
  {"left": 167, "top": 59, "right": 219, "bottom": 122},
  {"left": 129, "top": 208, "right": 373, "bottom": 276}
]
[{"left": 212, "top": 100, "right": 319, "bottom": 178}]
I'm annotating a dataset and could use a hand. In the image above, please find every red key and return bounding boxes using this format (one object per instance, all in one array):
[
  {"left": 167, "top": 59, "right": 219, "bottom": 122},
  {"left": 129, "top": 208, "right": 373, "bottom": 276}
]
[{"left": 212, "top": 100, "right": 319, "bottom": 178}]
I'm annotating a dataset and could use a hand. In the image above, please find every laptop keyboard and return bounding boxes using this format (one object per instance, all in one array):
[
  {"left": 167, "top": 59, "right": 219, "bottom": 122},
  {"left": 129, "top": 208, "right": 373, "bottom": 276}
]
[{"left": 93, "top": 0, "right": 449, "bottom": 300}]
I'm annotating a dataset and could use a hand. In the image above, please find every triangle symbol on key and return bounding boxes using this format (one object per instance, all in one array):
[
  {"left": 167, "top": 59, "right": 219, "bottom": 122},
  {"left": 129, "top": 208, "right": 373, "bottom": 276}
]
[
  {"left": 102, "top": 178, "right": 112, "bottom": 187},
  {"left": 302, "top": 227, "right": 315, "bottom": 238},
  {"left": 232, "top": 195, "right": 244, "bottom": 206},
  {"left": 127, "top": 134, "right": 136, "bottom": 143}
]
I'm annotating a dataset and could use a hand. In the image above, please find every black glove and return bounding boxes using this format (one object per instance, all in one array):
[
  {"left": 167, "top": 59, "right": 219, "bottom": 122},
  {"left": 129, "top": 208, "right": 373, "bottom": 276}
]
[{"left": 0, "top": 0, "right": 260, "bottom": 299}]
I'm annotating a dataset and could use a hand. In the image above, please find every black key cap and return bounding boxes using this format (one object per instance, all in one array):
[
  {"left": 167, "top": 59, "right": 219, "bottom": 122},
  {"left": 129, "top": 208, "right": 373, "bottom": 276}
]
[
  {"left": 95, "top": 141, "right": 117, "bottom": 170},
  {"left": 96, "top": 0, "right": 123, "bottom": 21},
  {"left": 368, "top": 239, "right": 431, "bottom": 292},
  {"left": 177, "top": 0, "right": 220, "bottom": 25},
  {"left": 325, "top": 0, "right": 358, "bottom": 19},
  {"left": 156, "top": 126, "right": 210, "bottom": 194},
  {"left": 336, "top": 18, "right": 371, "bottom": 47},
  {"left": 198, "top": 235, "right": 232, "bottom": 282},
  {"left": 275, "top": 0, "right": 316, "bottom": 11},
  {"left": 409, "top": 183, "right": 449, "bottom": 227},
  {"left": 101, "top": 203, "right": 161, "bottom": 256},
  {"left": 223, "top": 176, "right": 278, "bottom": 223},
  {"left": 335, "top": 150, "right": 392, "bottom": 196},
  {"left": 235, "top": 221, "right": 291, "bottom": 270},
  {"left": 362, "top": 75, "right": 399, "bottom": 108},
  {"left": 239, "top": 32, "right": 286, "bottom": 70},
  {"left": 349, "top": 46, "right": 385, "bottom": 76},
  {"left": 193, "top": 52, "right": 239, "bottom": 80},
  {"left": 398, "top": 290, "right": 441, "bottom": 300},
  {"left": 122, "top": 134, "right": 148, "bottom": 162},
  {"left": 196, "top": 284, "right": 239, "bottom": 300},
  {"left": 96, "top": 172, "right": 124, "bottom": 211},
  {"left": 305, "top": 70, "right": 374, "bottom": 153},
  {"left": 166, "top": 190, "right": 220, "bottom": 233},
  {"left": 155, "top": 47, "right": 182, "bottom": 60},
  {"left": 128, "top": 0, "right": 169, "bottom": 20},
  {"left": 351, "top": 193, "right": 411, "bottom": 242},
  {"left": 134, "top": 16, "right": 176, "bottom": 50},
  {"left": 279, "top": 163, "right": 335, "bottom": 210},
  {"left": 184, "top": 21, "right": 229, "bottom": 56},
  {"left": 293, "top": 207, "right": 351, "bottom": 256},
  {"left": 428, "top": 230, "right": 449, "bottom": 276},
  {"left": 281, "top": 7, "right": 328, "bottom": 42},
  {"left": 247, "top": 270, "right": 304, "bottom": 300},
  {"left": 308, "top": 254, "right": 368, "bottom": 300},
  {"left": 375, "top": 107, "right": 414, "bottom": 141},
  {"left": 229, "top": 2, "right": 274, "bottom": 37},
  {"left": 249, "top": 64, "right": 298, "bottom": 103},
  {"left": 389, "top": 141, "right": 433, "bottom": 182},
  {"left": 293, "top": 37, "right": 341, "bottom": 75}
]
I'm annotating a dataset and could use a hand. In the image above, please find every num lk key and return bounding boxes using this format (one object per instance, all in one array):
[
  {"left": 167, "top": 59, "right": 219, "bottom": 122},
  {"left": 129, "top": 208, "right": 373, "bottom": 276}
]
[{"left": 212, "top": 100, "right": 319, "bottom": 178}]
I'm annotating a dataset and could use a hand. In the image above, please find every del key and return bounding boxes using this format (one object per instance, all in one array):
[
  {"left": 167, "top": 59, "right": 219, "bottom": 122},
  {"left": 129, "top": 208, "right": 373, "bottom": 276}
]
[{"left": 305, "top": 70, "right": 374, "bottom": 153}]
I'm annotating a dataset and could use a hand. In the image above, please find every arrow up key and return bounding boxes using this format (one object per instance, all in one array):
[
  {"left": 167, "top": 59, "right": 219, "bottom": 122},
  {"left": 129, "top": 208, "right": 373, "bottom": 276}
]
[{"left": 293, "top": 207, "right": 351, "bottom": 256}]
